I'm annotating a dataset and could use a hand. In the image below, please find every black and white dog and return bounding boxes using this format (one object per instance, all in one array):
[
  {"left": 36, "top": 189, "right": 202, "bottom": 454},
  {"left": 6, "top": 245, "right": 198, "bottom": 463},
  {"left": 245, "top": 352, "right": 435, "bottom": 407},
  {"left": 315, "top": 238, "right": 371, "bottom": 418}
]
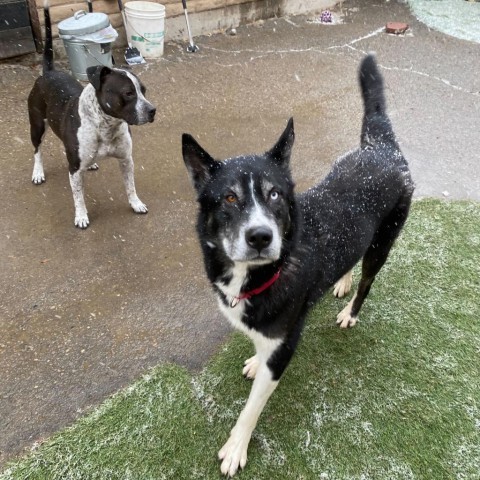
[
  {"left": 28, "top": 3, "right": 156, "bottom": 228},
  {"left": 183, "top": 54, "right": 414, "bottom": 476}
]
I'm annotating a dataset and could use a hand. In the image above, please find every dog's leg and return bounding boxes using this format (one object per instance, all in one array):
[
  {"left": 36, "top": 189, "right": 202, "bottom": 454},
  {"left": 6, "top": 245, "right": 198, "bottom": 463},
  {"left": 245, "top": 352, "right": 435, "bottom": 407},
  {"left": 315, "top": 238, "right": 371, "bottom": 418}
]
[
  {"left": 219, "top": 361, "right": 278, "bottom": 476},
  {"left": 69, "top": 170, "right": 90, "bottom": 229},
  {"left": 336, "top": 201, "right": 411, "bottom": 328},
  {"left": 29, "top": 84, "right": 48, "bottom": 185},
  {"left": 30, "top": 119, "right": 48, "bottom": 185},
  {"left": 336, "top": 244, "right": 394, "bottom": 328},
  {"left": 219, "top": 337, "right": 292, "bottom": 476},
  {"left": 118, "top": 156, "right": 148, "bottom": 214},
  {"left": 333, "top": 269, "right": 353, "bottom": 298}
]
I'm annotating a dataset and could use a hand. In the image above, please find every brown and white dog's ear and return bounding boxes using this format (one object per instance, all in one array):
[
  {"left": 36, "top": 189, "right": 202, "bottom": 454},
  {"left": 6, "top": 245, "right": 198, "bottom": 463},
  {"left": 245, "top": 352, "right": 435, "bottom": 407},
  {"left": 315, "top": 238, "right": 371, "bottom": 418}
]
[
  {"left": 86, "top": 65, "right": 113, "bottom": 91},
  {"left": 268, "top": 117, "right": 295, "bottom": 166},
  {"left": 182, "top": 134, "right": 217, "bottom": 191}
]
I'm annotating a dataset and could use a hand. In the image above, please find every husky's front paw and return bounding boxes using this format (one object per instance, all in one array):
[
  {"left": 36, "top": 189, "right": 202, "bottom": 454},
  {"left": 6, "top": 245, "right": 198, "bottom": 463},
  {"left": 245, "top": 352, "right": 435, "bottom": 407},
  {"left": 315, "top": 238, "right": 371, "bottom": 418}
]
[
  {"left": 333, "top": 270, "right": 353, "bottom": 298},
  {"left": 218, "top": 428, "right": 250, "bottom": 477},
  {"left": 336, "top": 298, "right": 358, "bottom": 328},
  {"left": 242, "top": 355, "right": 259, "bottom": 380},
  {"left": 130, "top": 198, "right": 148, "bottom": 214}
]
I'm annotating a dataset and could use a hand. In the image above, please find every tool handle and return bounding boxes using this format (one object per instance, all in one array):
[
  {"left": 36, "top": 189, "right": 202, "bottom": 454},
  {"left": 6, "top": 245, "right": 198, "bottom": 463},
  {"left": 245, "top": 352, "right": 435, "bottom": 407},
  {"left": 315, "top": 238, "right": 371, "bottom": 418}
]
[
  {"left": 117, "top": 0, "right": 124, "bottom": 12},
  {"left": 182, "top": 0, "right": 187, "bottom": 10}
]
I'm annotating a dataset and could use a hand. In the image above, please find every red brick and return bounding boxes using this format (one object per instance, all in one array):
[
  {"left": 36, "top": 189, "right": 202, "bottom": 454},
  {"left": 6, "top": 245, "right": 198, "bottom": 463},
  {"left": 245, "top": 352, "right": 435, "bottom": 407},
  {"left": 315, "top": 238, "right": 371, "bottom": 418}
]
[{"left": 385, "top": 22, "right": 409, "bottom": 34}]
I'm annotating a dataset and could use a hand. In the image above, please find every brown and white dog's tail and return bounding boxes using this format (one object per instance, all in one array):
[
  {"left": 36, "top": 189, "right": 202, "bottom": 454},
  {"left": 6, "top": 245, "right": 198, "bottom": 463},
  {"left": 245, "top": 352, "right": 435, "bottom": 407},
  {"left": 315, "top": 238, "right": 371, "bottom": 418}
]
[{"left": 43, "top": 0, "right": 54, "bottom": 73}]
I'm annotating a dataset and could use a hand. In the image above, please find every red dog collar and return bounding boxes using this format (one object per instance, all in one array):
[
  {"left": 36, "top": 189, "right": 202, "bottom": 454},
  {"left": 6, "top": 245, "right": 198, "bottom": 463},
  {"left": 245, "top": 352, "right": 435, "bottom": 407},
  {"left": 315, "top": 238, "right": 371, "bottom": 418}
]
[{"left": 230, "top": 268, "right": 281, "bottom": 308}]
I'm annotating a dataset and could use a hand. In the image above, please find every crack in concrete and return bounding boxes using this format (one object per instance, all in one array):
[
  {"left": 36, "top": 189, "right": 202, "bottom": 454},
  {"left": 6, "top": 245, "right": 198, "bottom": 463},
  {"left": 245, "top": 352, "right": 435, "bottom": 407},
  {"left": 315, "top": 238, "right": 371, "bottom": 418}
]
[
  {"left": 205, "top": 25, "right": 479, "bottom": 97},
  {"left": 328, "top": 26, "right": 385, "bottom": 48}
]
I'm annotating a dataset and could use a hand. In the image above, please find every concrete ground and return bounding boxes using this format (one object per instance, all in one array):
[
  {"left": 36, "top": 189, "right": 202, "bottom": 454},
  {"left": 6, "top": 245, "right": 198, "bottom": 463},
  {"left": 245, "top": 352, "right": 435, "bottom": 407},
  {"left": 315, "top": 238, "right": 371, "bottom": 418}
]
[{"left": 1, "top": 0, "right": 479, "bottom": 468}]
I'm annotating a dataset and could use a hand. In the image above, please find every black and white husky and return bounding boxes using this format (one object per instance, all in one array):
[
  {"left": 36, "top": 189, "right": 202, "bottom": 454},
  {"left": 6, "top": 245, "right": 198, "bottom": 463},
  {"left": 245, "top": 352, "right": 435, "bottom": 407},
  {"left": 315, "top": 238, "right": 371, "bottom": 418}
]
[{"left": 183, "top": 54, "right": 414, "bottom": 476}]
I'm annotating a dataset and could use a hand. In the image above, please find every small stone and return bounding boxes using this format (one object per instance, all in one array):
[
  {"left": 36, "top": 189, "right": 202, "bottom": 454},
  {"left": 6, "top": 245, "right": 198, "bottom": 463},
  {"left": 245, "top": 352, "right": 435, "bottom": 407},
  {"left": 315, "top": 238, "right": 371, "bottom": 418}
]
[
  {"left": 227, "top": 27, "right": 237, "bottom": 36},
  {"left": 386, "top": 22, "right": 409, "bottom": 34}
]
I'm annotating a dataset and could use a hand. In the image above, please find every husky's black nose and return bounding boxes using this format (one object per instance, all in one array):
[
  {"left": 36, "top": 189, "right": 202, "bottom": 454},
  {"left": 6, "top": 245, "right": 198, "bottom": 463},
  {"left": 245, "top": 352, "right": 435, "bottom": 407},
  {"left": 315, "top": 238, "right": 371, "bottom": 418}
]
[{"left": 246, "top": 226, "right": 273, "bottom": 252}]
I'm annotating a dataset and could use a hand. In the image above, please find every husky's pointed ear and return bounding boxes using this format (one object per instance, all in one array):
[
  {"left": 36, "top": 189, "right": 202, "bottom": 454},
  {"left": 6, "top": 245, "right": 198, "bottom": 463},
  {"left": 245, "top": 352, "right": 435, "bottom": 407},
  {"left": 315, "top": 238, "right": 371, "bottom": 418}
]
[
  {"left": 182, "top": 134, "right": 217, "bottom": 191},
  {"left": 268, "top": 118, "right": 295, "bottom": 166}
]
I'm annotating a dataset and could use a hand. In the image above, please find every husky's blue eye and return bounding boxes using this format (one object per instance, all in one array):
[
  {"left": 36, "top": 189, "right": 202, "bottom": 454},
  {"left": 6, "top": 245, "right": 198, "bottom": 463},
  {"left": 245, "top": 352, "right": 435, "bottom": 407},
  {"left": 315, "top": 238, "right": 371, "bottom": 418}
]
[{"left": 270, "top": 190, "right": 280, "bottom": 200}]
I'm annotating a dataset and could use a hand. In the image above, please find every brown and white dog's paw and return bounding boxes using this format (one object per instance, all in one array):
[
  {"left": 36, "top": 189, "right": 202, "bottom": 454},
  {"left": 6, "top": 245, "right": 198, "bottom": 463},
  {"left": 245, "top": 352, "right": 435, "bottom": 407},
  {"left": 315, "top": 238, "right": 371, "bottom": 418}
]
[
  {"left": 32, "top": 155, "right": 45, "bottom": 184},
  {"left": 130, "top": 198, "right": 148, "bottom": 214},
  {"left": 74, "top": 213, "right": 90, "bottom": 229},
  {"left": 32, "top": 171, "right": 45, "bottom": 185}
]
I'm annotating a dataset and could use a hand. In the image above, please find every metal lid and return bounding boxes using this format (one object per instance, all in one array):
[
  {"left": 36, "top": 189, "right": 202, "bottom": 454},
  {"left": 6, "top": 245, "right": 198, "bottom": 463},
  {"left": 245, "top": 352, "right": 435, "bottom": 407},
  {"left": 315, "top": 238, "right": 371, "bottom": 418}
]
[{"left": 58, "top": 11, "right": 110, "bottom": 36}]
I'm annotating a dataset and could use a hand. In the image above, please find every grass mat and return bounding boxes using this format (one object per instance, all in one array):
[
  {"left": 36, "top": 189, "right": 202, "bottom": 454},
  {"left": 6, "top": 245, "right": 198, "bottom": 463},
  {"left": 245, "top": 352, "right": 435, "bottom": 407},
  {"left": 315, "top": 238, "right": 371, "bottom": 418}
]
[{"left": 2, "top": 199, "right": 480, "bottom": 479}]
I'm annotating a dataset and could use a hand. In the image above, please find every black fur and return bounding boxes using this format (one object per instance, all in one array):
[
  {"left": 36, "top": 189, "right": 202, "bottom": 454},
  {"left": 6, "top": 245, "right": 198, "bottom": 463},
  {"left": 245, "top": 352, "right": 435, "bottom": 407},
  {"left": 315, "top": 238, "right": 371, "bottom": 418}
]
[{"left": 184, "top": 54, "right": 414, "bottom": 382}]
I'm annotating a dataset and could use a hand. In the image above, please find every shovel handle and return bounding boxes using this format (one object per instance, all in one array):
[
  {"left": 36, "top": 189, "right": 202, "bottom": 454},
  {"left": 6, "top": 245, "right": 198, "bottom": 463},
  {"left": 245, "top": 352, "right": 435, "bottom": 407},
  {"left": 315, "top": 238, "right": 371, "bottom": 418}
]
[
  {"left": 118, "top": 0, "right": 124, "bottom": 12},
  {"left": 182, "top": 0, "right": 187, "bottom": 10}
]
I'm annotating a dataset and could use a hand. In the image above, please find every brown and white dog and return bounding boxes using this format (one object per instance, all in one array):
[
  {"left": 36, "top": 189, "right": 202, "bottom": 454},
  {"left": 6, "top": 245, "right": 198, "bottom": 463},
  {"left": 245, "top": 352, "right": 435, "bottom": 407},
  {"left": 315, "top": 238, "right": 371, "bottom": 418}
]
[{"left": 28, "top": 3, "right": 156, "bottom": 228}]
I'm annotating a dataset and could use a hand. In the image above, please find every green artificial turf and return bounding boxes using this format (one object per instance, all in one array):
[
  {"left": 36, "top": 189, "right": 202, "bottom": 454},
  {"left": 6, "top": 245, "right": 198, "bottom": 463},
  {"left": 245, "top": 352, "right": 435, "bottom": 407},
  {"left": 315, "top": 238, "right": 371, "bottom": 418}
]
[{"left": 2, "top": 199, "right": 480, "bottom": 479}]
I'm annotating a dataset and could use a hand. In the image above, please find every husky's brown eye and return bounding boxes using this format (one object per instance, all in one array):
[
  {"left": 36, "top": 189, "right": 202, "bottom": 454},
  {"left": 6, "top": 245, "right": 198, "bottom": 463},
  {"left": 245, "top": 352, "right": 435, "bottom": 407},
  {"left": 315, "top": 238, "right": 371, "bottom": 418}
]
[
  {"left": 225, "top": 194, "right": 237, "bottom": 204},
  {"left": 125, "top": 91, "right": 135, "bottom": 97}
]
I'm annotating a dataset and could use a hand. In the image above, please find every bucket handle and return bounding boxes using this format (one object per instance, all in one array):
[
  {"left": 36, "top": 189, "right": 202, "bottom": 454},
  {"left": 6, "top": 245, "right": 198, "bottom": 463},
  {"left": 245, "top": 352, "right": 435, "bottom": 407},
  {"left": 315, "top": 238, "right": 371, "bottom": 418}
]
[
  {"left": 83, "top": 44, "right": 111, "bottom": 67},
  {"left": 122, "top": 8, "right": 163, "bottom": 44},
  {"left": 74, "top": 10, "right": 88, "bottom": 20}
]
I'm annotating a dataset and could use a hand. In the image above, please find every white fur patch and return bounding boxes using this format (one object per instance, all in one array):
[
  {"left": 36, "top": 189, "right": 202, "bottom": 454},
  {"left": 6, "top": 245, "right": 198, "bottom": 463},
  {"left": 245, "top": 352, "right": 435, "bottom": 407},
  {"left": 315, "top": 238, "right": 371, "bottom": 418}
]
[
  {"left": 32, "top": 151, "right": 45, "bottom": 184},
  {"left": 333, "top": 270, "right": 354, "bottom": 298},
  {"left": 336, "top": 294, "right": 358, "bottom": 328},
  {"left": 69, "top": 171, "right": 89, "bottom": 228},
  {"left": 77, "top": 85, "right": 131, "bottom": 166},
  {"left": 219, "top": 356, "right": 279, "bottom": 476},
  {"left": 221, "top": 175, "right": 282, "bottom": 263},
  {"left": 31, "top": 120, "right": 48, "bottom": 184},
  {"left": 242, "top": 355, "right": 259, "bottom": 379}
]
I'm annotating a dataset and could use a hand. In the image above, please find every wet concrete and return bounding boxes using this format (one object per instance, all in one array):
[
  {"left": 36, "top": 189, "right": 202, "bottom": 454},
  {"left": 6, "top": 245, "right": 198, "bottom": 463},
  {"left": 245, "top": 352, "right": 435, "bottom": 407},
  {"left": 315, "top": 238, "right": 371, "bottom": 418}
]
[{"left": 1, "top": 0, "right": 479, "bottom": 468}]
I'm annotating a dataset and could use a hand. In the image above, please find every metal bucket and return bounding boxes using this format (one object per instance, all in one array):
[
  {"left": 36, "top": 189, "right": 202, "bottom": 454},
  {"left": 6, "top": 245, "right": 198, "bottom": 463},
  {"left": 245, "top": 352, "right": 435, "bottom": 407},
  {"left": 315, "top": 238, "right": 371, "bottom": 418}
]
[{"left": 58, "top": 11, "right": 117, "bottom": 81}]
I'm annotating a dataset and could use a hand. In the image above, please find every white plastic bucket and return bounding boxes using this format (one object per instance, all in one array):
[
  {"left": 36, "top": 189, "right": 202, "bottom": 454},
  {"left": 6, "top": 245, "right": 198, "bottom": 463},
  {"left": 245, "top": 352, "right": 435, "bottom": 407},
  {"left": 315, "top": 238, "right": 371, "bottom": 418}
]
[{"left": 124, "top": 2, "right": 165, "bottom": 58}]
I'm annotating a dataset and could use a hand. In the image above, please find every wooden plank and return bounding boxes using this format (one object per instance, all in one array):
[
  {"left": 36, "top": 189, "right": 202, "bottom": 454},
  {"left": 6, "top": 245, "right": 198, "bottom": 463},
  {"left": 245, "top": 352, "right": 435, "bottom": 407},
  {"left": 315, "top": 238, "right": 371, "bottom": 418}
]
[
  {"left": 0, "top": 26, "right": 36, "bottom": 59},
  {"left": 26, "top": 0, "right": 43, "bottom": 52},
  {"left": 37, "top": 0, "right": 255, "bottom": 38},
  {"left": 38, "top": 0, "right": 254, "bottom": 24},
  {"left": 166, "top": 0, "right": 254, "bottom": 17}
]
